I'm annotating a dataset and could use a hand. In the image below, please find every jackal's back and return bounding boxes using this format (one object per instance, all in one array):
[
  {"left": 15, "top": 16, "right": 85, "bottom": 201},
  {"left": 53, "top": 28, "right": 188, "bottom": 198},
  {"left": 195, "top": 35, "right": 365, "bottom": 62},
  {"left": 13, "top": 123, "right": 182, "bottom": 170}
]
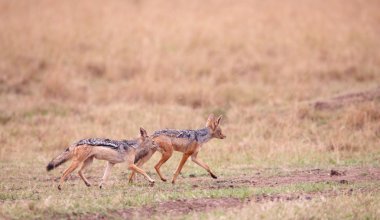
[{"left": 153, "top": 128, "right": 211, "bottom": 143}]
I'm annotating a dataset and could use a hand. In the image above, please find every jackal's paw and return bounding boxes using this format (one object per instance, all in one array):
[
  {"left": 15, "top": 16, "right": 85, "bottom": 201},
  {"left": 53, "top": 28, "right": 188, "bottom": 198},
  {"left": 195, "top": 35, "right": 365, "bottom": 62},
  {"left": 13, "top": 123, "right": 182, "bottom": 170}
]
[
  {"left": 99, "top": 185, "right": 103, "bottom": 189},
  {"left": 210, "top": 173, "right": 218, "bottom": 179},
  {"left": 58, "top": 185, "right": 62, "bottom": 190},
  {"left": 85, "top": 183, "right": 91, "bottom": 187},
  {"left": 161, "top": 178, "right": 167, "bottom": 182},
  {"left": 149, "top": 181, "right": 155, "bottom": 187},
  {"left": 171, "top": 180, "right": 176, "bottom": 184}
]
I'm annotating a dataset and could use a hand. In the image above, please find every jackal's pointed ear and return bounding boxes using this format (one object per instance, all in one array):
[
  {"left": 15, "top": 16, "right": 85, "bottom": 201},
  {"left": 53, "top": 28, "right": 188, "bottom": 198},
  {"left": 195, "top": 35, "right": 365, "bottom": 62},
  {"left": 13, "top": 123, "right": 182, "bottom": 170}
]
[
  {"left": 216, "top": 115, "right": 223, "bottom": 127},
  {"left": 140, "top": 127, "right": 148, "bottom": 138},
  {"left": 206, "top": 114, "right": 216, "bottom": 129}
]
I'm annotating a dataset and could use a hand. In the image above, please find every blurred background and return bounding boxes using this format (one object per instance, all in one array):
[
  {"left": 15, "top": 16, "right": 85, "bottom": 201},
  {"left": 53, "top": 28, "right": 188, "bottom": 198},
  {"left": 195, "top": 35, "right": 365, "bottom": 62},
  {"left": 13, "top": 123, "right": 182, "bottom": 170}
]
[{"left": 0, "top": 0, "right": 379, "bottom": 166}]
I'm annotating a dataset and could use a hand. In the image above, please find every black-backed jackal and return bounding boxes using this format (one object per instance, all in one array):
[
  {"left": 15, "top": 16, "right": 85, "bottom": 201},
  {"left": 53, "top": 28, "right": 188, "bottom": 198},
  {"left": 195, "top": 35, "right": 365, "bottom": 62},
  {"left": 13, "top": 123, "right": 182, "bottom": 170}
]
[
  {"left": 129, "top": 114, "right": 226, "bottom": 184},
  {"left": 46, "top": 128, "right": 156, "bottom": 190}
]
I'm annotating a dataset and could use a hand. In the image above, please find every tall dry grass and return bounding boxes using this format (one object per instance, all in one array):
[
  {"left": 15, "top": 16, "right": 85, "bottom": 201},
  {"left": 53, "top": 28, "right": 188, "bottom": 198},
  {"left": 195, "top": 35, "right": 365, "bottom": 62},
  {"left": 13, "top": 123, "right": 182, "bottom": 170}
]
[
  {"left": 1, "top": 0, "right": 379, "bottom": 106},
  {"left": 0, "top": 0, "right": 379, "bottom": 165}
]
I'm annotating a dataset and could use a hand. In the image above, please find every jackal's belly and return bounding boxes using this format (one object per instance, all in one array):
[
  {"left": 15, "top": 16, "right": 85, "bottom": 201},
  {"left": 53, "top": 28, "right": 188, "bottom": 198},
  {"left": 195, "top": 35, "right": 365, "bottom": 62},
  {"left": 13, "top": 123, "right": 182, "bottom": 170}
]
[
  {"left": 92, "top": 147, "right": 125, "bottom": 163},
  {"left": 171, "top": 138, "right": 195, "bottom": 153}
]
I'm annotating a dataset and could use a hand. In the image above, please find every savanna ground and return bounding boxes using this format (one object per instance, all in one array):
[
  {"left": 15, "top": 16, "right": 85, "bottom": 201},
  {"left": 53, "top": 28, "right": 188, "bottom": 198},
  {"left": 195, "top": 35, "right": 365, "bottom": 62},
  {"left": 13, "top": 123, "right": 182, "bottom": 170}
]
[{"left": 1, "top": 0, "right": 380, "bottom": 219}]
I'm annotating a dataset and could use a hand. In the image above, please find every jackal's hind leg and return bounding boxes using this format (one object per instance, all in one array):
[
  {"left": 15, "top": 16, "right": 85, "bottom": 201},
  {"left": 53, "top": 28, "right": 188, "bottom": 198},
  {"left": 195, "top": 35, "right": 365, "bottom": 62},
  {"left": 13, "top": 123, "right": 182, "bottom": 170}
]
[
  {"left": 58, "top": 160, "right": 81, "bottom": 190},
  {"left": 154, "top": 149, "right": 173, "bottom": 182},
  {"left": 78, "top": 156, "right": 94, "bottom": 187}
]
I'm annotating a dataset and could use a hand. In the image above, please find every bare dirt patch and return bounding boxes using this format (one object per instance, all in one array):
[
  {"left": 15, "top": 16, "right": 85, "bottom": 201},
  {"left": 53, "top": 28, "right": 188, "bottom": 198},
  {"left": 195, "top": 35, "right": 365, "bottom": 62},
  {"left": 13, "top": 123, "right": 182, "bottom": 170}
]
[
  {"left": 118, "top": 197, "right": 244, "bottom": 219},
  {"left": 191, "top": 167, "right": 380, "bottom": 189}
]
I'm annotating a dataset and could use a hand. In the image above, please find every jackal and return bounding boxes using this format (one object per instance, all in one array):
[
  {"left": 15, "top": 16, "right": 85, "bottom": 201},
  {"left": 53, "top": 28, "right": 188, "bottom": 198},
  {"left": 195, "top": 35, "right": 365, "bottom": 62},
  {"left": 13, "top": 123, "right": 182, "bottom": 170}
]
[
  {"left": 129, "top": 114, "right": 226, "bottom": 184},
  {"left": 46, "top": 128, "right": 156, "bottom": 190}
]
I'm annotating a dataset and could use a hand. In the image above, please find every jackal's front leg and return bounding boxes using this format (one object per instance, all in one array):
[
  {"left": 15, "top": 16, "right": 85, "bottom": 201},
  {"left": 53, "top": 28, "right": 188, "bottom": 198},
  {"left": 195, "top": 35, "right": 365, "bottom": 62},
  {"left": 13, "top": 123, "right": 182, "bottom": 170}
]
[
  {"left": 128, "top": 159, "right": 143, "bottom": 183},
  {"left": 128, "top": 163, "right": 155, "bottom": 185},
  {"left": 99, "top": 162, "right": 115, "bottom": 189},
  {"left": 191, "top": 152, "right": 217, "bottom": 179}
]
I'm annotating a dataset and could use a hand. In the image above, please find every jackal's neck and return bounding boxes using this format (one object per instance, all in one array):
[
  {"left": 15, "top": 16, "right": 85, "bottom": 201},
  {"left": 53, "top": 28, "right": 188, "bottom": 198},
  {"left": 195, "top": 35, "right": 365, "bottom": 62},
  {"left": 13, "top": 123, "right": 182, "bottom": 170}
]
[{"left": 196, "top": 127, "right": 212, "bottom": 144}]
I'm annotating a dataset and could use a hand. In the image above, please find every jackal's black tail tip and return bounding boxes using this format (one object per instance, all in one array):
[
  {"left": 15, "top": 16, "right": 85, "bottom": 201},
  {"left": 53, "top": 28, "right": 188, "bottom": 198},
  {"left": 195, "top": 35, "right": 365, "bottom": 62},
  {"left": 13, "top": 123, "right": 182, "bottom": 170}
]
[{"left": 46, "top": 163, "right": 54, "bottom": 171}]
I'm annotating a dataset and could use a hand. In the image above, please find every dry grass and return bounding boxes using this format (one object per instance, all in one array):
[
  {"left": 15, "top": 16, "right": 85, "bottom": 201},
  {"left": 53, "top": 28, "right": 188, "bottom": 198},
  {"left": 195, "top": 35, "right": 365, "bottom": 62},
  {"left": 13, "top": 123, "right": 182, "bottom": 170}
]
[
  {"left": 1, "top": 0, "right": 380, "bottom": 219},
  {"left": 194, "top": 190, "right": 380, "bottom": 220}
]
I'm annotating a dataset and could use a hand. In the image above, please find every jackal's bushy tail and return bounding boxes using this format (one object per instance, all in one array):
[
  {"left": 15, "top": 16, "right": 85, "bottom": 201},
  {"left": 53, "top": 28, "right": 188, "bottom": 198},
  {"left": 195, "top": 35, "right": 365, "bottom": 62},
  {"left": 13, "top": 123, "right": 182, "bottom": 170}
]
[{"left": 46, "top": 148, "right": 74, "bottom": 171}]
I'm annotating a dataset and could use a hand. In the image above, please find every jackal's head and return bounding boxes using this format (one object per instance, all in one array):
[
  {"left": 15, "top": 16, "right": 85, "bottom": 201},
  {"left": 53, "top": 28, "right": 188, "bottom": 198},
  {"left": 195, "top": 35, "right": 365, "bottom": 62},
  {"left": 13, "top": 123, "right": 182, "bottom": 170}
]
[
  {"left": 138, "top": 127, "right": 157, "bottom": 149},
  {"left": 205, "top": 114, "right": 226, "bottom": 139}
]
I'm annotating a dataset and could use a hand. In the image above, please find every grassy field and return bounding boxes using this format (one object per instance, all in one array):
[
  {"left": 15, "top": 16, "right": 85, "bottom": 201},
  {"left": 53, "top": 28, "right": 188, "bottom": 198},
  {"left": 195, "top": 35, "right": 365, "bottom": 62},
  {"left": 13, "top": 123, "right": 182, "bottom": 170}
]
[{"left": 1, "top": 0, "right": 380, "bottom": 219}]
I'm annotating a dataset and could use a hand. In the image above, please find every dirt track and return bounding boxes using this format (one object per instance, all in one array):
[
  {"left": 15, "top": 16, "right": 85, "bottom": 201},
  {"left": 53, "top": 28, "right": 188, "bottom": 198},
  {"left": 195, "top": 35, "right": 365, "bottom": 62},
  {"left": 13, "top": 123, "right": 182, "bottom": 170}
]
[
  {"left": 81, "top": 167, "right": 380, "bottom": 219},
  {"left": 191, "top": 167, "right": 380, "bottom": 189}
]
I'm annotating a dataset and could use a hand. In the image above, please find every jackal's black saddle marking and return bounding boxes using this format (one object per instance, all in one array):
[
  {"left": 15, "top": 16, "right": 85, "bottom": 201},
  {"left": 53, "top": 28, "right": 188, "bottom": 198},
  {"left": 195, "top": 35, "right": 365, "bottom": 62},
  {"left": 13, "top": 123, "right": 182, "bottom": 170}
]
[{"left": 75, "top": 138, "right": 138, "bottom": 150}]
